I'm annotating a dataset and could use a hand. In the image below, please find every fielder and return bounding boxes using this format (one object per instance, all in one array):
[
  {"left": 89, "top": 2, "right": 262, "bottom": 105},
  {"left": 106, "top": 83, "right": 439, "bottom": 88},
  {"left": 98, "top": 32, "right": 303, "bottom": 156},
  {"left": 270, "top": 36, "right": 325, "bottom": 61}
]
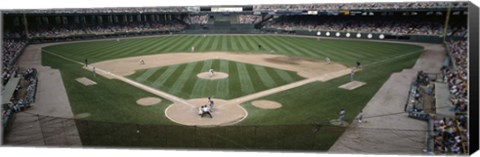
[
  {"left": 191, "top": 46, "right": 195, "bottom": 52},
  {"left": 93, "top": 67, "right": 96, "bottom": 78},
  {"left": 350, "top": 69, "right": 355, "bottom": 82},
  {"left": 140, "top": 59, "right": 145, "bottom": 65},
  {"left": 326, "top": 57, "right": 331, "bottom": 64},
  {"left": 357, "top": 110, "right": 364, "bottom": 123},
  {"left": 339, "top": 109, "right": 346, "bottom": 125},
  {"left": 208, "top": 69, "right": 214, "bottom": 78}
]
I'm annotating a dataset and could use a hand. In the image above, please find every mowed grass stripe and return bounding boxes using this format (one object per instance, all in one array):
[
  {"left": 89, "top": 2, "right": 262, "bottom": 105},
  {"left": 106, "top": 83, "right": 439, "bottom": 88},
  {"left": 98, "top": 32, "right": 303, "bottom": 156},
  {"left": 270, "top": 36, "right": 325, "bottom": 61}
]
[
  {"left": 184, "top": 36, "right": 203, "bottom": 52},
  {"left": 159, "top": 64, "right": 188, "bottom": 90},
  {"left": 264, "top": 67, "right": 292, "bottom": 85},
  {"left": 303, "top": 40, "right": 354, "bottom": 64},
  {"left": 256, "top": 36, "right": 284, "bottom": 54},
  {"left": 136, "top": 36, "right": 182, "bottom": 54},
  {"left": 226, "top": 36, "right": 234, "bottom": 51},
  {"left": 228, "top": 62, "right": 241, "bottom": 98},
  {"left": 146, "top": 36, "right": 187, "bottom": 53},
  {"left": 163, "top": 36, "right": 194, "bottom": 52},
  {"left": 241, "top": 35, "right": 260, "bottom": 52},
  {"left": 220, "top": 36, "right": 229, "bottom": 51},
  {"left": 169, "top": 62, "right": 198, "bottom": 96},
  {"left": 236, "top": 63, "right": 255, "bottom": 94},
  {"left": 180, "top": 61, "right": 205, "bottom": 97},
  {"left": 211, "top": 35, "right": 221, "bottom": 50},
  {"left": 274, "top": 69, "right": 296, "bottom": 82},
  {"left": 176, "top": 36, "right": 198, "bottom": 52},
  {"left": 150, "top": 64, "right": 181, "bottom": 88},
  {"left": 198, "top": 36, "right": 214, "bottom": 52},
  {"left": 284, "top": 37, "right": 327, "bottom": 58},
  {"left": 252, "top": 66, "right": 276, "bottom": 88},
  {"left": 133, "top": 67, "right": 162, "bottom": 82},
  {"left": 190, "top": 60, "right": 214, "bottom": 98},
  {"left": 248, "top": 36, "right": 273, "bottom": 53},
  {"left": 291, "top": 37, "right": 345, "bottom": 60},
  {"left": 109, "top": 37, "right": 167, "bottom": 58},
  {"left": 236, "top": 35, "right": 253, "bottom": 52},
  {"left": 230, "top": 35, "right": 241, "bottom": 51},
  {"left": 244, "top": 64, "right": 267, "bottom": 91},
  {"left": 179, "top": 36, "right": 199, "bottom": 52},
  {"left": 272, "top": 36, "right": 310, "bottom": 56},
  {"left": 215, "top": 60, "right": 230, "bottom": 98},
  {"left": 89, "top": 38, "right": 154, "bottom": 59}
]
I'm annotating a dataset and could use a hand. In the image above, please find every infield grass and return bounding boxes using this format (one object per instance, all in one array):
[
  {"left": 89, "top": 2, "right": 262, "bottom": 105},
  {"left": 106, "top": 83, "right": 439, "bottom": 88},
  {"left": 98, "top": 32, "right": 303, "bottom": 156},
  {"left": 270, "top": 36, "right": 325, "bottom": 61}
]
[{"left": 42, "top": 34, "right": 423, "bottom": 150}]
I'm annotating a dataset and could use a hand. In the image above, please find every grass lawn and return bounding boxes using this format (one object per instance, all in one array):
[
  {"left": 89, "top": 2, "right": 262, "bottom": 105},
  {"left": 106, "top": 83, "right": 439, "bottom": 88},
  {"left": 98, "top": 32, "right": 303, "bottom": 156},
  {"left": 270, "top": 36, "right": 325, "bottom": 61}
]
[
  {"left": 42, "top": 35, "right": 423, "bottom": 150},
  {"left": 127, "top": 59, "right": 303, "bottom": 99}
]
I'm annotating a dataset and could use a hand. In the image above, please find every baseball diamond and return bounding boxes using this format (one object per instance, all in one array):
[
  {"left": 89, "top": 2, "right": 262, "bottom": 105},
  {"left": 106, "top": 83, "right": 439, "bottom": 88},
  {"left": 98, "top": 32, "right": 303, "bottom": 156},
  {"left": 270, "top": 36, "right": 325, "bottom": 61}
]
[{"left": 2, "top": 1, "right": 471, "bottom": 155}]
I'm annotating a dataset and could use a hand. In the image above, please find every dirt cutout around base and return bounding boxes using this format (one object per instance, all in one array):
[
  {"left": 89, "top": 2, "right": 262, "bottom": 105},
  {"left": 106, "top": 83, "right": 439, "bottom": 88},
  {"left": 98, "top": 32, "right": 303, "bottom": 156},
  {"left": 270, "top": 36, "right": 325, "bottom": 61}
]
[
  {"left": 339, "top": 81, "right": 366, "bottom": 90},
  {"left": 251, "top": 100, "right": 282, "bottom": 109},
  {"left": 330, "top": 119, "right": 350, "bottom": 127},
  {"left": 165, "top": 98, "right": 247, "bottom": 126},
  {"left": 75, "top": 77, "right": 97, "bottom": 86},
  {"left": 74, "top": 113, "right": 91, "bottom": 119},
  {"left": 136, "top": 97, "right": 162, "bottom": 106},
  {"left": 197, "top": 72, "right": 229, "bottom": 80}
]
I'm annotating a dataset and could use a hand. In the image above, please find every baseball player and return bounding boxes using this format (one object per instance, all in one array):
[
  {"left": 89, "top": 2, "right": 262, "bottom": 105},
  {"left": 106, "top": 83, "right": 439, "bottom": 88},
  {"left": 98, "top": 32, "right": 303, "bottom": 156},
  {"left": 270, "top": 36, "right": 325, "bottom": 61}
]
[
  {"left": 85, "top": 58, "right": 88, "bottom": 67},
  {"left": 326, "top": 57, "right": 331, "bottom": 64},
  {"left": 357, "top": 110, "right": 364, "bottom": 123},
  {"left": 201, "top": 105, "right": 213, "bottom": 118},
  {"left": 339, "top": 109, "right": 346, "bottom": 125},
  {"left": 140, "top": 59, "right": 145, "bottom": 65},
  {"left": 209, "top": 100, "right": 215, "bottom": 111},
  {"left": 93, "top": 67, "right": 96, "bottom": 78},
  {"left": 356, "top": 61, "right": 362, "bottom": 69},
  {"left": 209, "top": 69, "right": 214, "bottom": 78},
  {"left": 191, "top": 46, "right": 195, "bottom": 52},
  {"left": 350, "top": 70, "right": 355, "bottom": 82}
]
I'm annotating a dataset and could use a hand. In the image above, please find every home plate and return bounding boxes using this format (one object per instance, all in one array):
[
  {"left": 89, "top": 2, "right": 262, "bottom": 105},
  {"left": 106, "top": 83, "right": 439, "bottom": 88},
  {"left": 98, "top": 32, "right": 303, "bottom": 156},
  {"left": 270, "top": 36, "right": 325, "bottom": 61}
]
[
  {"left": 339, "top": 81, "right": 366, "bottom": 90},
  {"left": 76, "top": 77, "right": 97, "bottom": 86}
]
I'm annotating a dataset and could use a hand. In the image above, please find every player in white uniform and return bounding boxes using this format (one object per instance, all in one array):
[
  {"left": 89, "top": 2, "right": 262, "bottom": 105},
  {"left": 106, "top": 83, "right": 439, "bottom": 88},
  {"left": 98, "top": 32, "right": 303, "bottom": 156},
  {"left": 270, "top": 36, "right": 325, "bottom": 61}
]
[{"left": 209, "top": 69, "right": 214, "bottom": 78}]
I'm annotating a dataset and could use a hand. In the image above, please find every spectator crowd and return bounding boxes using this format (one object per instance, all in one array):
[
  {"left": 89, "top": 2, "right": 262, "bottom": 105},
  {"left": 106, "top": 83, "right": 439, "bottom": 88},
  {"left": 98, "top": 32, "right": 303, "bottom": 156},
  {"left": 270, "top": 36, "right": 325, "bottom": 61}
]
[
  {"left": 238, "top": 15, "right": 262, "bottom": 24},
  {"left": 184, "top": 15, "right": 209, "bottom": 24},
  {"left": 4, "top": 7, "right": 189, "bottom": 14},
  {"left": 28, "top": 22, "right": 186, "bottom": 39},
  {"left": 2, "top": 40, "right": 25, "bottom": 86},
  {"left": 254, "top": 2, "right": 468, "bottom": 11},
  {"left": 444, "top": 40, "right": 468, "bottom": 113},
  {"left": 262, "top": 16, "right": 465, "bottom": 36},
  {"left": 432, "top": 115, "right": 468, "bottom": 154}
]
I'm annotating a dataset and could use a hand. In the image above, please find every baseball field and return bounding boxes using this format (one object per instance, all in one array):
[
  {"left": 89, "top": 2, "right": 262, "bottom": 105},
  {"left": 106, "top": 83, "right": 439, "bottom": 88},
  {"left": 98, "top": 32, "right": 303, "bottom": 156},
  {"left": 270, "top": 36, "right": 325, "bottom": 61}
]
[{"left": 40, "top": 34, "right": 423, "bottom": 150}]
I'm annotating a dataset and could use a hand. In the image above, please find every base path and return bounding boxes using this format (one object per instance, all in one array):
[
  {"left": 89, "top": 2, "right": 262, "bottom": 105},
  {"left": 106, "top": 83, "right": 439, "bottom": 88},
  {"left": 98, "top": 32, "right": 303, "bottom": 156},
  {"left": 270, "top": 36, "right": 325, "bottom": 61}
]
[{"left": 91, "top": 52, "right": 348, "bottom": 79}]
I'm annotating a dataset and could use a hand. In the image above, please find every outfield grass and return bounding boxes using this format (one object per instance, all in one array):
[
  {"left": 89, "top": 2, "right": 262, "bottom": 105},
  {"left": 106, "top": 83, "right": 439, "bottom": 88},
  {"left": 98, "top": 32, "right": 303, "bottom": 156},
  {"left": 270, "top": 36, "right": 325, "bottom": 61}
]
[
  {"left": 127, "top": 59, "right": 303, "bottom": 99},
  {"left": 44, "top": 35, "right": 422, "bottom": 67},
  {"left": 42, "top": 35, "right": 423, "bottom": 150}
]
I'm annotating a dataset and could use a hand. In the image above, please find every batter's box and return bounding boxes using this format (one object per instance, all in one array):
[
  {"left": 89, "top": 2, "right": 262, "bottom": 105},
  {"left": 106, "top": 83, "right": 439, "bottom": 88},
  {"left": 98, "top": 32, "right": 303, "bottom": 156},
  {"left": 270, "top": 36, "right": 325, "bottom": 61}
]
[
  {"left": 76, "top": 77, "right": 97, "bottom": 86},
  {"left": 339, "top": 81, "right": 366, "bottom": 90}
]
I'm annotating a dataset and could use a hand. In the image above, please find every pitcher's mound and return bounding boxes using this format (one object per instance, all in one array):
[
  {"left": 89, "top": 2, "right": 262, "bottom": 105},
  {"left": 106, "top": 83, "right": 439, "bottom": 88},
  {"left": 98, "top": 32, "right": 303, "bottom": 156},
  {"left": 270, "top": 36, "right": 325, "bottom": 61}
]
[
  {"left": 136, "top": 97, "right": 162, "bottom": 106},
  {"left": 165, "top": 98, "right": 247, "bottom": 126},
  {"left": 197, "top": 72, "right": 229, "bottom": 80},
  {"left": 339, "top": 81, "right": 366, "bottom": 90},
  {"left": 251, "top": 100, "right": 282, "bottom": 109}
]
